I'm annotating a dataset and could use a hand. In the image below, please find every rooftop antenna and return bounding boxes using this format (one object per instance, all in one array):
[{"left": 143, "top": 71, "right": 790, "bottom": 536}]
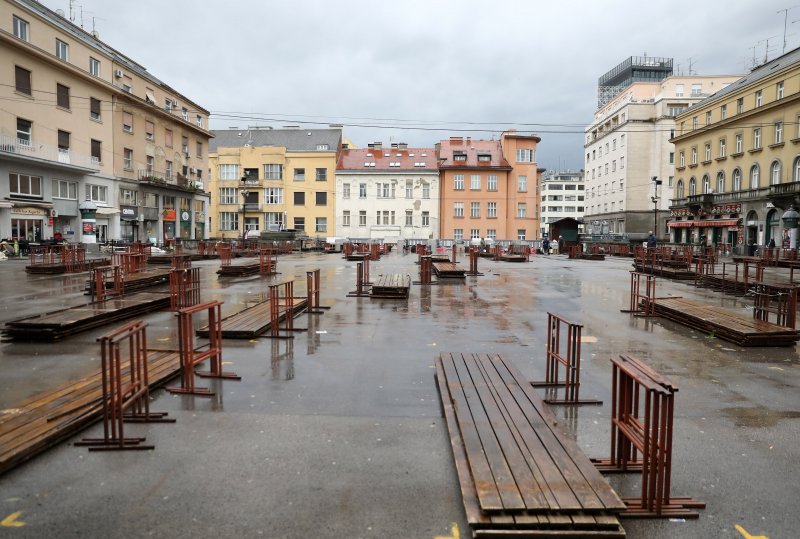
[
  {"left": 779, "top": 6, "right": 800, "bottom": 54},
  {"left": 69, "top": 0, "right": 76, "bottom": 22},
  {"left": 687, "top": 56, "right": 695, "bottom": 75}
]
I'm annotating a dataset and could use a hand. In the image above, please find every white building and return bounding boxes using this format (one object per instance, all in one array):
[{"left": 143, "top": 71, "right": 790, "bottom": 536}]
[
  {"left": 584, "top": 74, "right": 741, "bottom": 239},
  {"left": 335, "top": 143, "right": 439, "bottom": 244},
  {"left": 540, "top": 170, "right": 585, "bottom": 237}
]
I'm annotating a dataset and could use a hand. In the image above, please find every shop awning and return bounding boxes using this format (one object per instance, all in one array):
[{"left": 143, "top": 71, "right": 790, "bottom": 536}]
[
  {"left": 668, "top": 219, "right": 740, "bottom": 228},
  {"left": 668, "top": 221, "right": 694, "bottom": 228},
  {"left": 96, "top": 207, "right": 120, "bottom": 215}
]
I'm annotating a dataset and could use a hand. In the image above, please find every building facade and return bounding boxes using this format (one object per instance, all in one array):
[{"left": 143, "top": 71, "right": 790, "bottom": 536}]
[
  {"left": 437, "top": 132, "right": 541, "bottom": 243},
  {"left": 540, "top": 170, "right": 585, "bottom": 238},
  {"left": 1, "top": 0, "right": 211, "bottom": 245},
  {"left": 335, "top": 143, "right": 439, "bottom": 244},
  {"left": 208, "top": 128, "right": 341, "bottom": 239},
  {"left": 584, "top": 74, "right": 740, "bottom": 240},
  {"left": 669, "top": 47, "right": 800, "bottom": 252}
]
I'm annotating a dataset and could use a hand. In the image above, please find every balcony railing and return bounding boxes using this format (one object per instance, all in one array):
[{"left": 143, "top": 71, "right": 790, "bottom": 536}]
[
  {"left": 670, "top": 188, "right": 767, "bottom": 208},
  {"left": 0, "top": 134, "right": 99, "bottom": 170},
  {"left": 138, "top": 170, "right": 167, "bottom": 184}
]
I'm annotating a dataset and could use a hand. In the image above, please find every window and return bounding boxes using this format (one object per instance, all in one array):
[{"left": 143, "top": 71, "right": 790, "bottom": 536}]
[
  {"left": 164, "top": 129, "right": 173, "bottom": 148},
  {"left": 777, "top": 81, "right": 785, "bottom": 99},
  {"left": 262, "top": 188, "right": 282, "bottom": 204},
  {"left": 123, "top": 112, "right": 133, "bottom": 133},
  {"left": 293, "top": 168, "right": 305, "bottom": 181},
  {"left": 750, "top": 164, "right": 760, "bottom": 189},
  {"left": 13, "top": 15, "right": 29, "bottom": 40},
  {"left": 753, "top": 128, "right": 761, "bottom": 149},
  {"left": 517, "top": 229, "right": 526, "bottom": 241},
  {"left": 405, "top": 210, "right": 413, "bottom": 226},
  {"left": 691, "top": 147, "right": 697, "bottom": 165},
  {"left": 470, "top": 229, "right": 480, "bottom": 239},
  {"left": 294, "top": 190, "right": 306, "bottom": 206},
  {"left": 316, "top": 144, "right": 330, "bottom": 151},
  {"left": 52, "top": 179, "right": 78, "bottom": 200},
  {"left": 315, "top": 218, "right": 327, "bottom": 233},
  {"left": 717, "top": 172, "right": 725, "bottom": 194},
  {"left": 737, "top": 97, "right": 744, "bottom": 114},
  {"left": 182, "top": 107, "right": 189, "bottom": 121},
  {"left": 89, "top": 57, "right": 100, "bottom": 77},
  {"left": 669, "top": 152, "right": 674, "bottom": 164},
  {"left": 422, "top": 182, "right": 430, "bottom": 199},
  {"left": 165, "top": 161, "right": 173, "bottom": 180},
  {"left": 57, "top": 130, "right": 70, "bottom": 156},
  {"left": 55, "top": 39, "right": 69, "bottom": 61},
  {"left": 453, "top": 229, "right": 463, "bottom": 241},
  {"left": 755, "top": 90, "right": 763, "bottom": 107},
  {"left": 721, "top": 104, "right": 727, "bottom": 120},
  {"left": 517, "top": 175, "right": 527, "bottom": 192},
  {"left": 121, "top": 75, "right": 132, "bottom": 93},
  {"left": 453, "top": 152, "right": 467, "bottom": 162},
  {"left": 219, "top": 212, "right": 239, "bottom": 231},
  {"left": 342, "top": 183, "right": 350, "bottom": 199},
  {"left": 620, "top": 134, "right": 625, "bottom": 146},
  {"left": 795, "top": 157, "right": 800, "bottom": 182},
  {"left": 470, "top": 174, "right": 481, "bottom": 190},
  {"left": 677, "top": 179, "right": 684, "bottom": 198},
  {"left": 85, "top": 184, "right": 108, "bottom": 204},
  {"left": 196, "top": 141, "right": 202, "bottom": 158},
  {"left": 487, "top": 175, "right": 498, "bottom": 190},
  {"left": 359, "top": 183, "right": 367, "bottom": 198},
  {"left": 675, "top": 83, "right": 684, "bottom": 96},
  {"left": 145, "top": 121, "right": 154, "bottom": 141},
  {"left": 706, "top": 111, "right": 712, "bottom": 125},
  {"left": 219, "top": 188, "right": 237, "bottom": 205},
  {"left": 315, "top": 168, "right": 327, "bottom": 181},
  {"left": 689, "top": 177, "right": 696, "bottom": 196},
  {"left": 453, "top": 202, "right": 464, "bottom": 217},
  {"left": 88, "top": 97, "right": 102, "bottom": 120},
  {"left": 771, "top": 161, "right": 782, "bottom": 185},
  {"left": 691, "top": 83, "right": 702, "bottom": 96},
  {"left": 219, "top": 164, "right": 240, "bottom": 180},
  {"left": 15, "top": 66, "right": 31, "bottom": 95},
  {"left": 487, "top": 202, "right": 497, "bottom": 218},
  {"left": 517, "top": 203, "right": 527, "bottom": 218},
  {"left": 775, "top": 122, "right": 783, "bottom": 144},
  {"left": 422, "top": 211, "right": 430, "bottom": 226},
  {"left": 264, "top": 164, "right": 283, "bottom": 180},
  {"left": 16, "top": 118, "right": 32, "bottom": 145},
  {"left": 704, "top": 144, "right": 711, "bottom": 162},
  {"left": 90, "top": 139, "right": 101, "bottom": 163},
  {"left": 359, "top": 211, "right": 367, "bottom": 226},
  {"left": 516, "top": 148, "right": 534, "bottom": 162},
  {"left": 56, "top": 84, "right": 70, "bottom": 109},
  {"left": 405, "top": 180, "right": 413, "bottom": 199},
  {"left": 733, "top": 168, "right": 742, "bottom": 191},
  {"left": 735, "top": 133, "right": 743, "bottom": 153},
  {"left": 145, "top": 155, "right": 154, "bottom": 175},
  {"left": 315, "top": 192, "right": 327, "bottom": 206},
  {"left": 470, "top": 202, "right": 480, "bottom": 218},
  {"left": 123, "top": 148, "right": 133, "bottom": 170},
  {"left": 454, "top": 174, "right": 465, "bottom": 190},
  {"left": 477, "top": 153, "right": 491, "bottom": 162},
  {"left": 692, "top": 116, "right": 698, "bottom": 129},
  {"left": 719, "top": 138, "right": 726, "bottom": 157},
  {"left": 679, "top": 151, "right": 685, "bottom": 167},
  {"left": 10, "top": 173, "right": 42, "bottom": 197},
  {"left": 196, "top": 115, "right": 203, "bottom": 128},
  {"left": 702, "top": 175, "right": 711, "bottom": 194}
]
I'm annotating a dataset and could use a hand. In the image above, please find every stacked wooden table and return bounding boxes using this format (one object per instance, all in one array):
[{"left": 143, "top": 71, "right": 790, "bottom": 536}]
[{"left": 435, "top": 352, "right": 626, "bottom": 538}]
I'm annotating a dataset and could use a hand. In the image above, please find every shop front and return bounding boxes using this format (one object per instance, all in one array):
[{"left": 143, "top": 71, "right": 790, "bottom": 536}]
[
  {"left": 10, "top": 206, "right": 47, "bottom": 242},
  {"left": 162, "top": 209, "right": 176, "bottom": 245},
  {"left": 120, "top": 206, "right": 139, "bottom": 243}
]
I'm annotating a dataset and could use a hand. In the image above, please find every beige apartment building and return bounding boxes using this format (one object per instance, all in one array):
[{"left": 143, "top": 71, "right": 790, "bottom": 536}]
[
  {"left": 437, "top": 131, "right": 541, "bottom": 243},
  {"left": 669, "top": 47, "right": 800, "bottom": 252},
  {"left": 1, "top": 0, "right": 211, "bottom": 245},
  {"left": 208, "top": 128, "right": 342, "bottom": 239}
]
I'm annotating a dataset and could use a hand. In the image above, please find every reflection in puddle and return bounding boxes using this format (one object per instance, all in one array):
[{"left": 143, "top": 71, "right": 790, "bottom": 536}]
[
  {"left": 722, "top": 406, "right": 800, "bottom": 428},
  {"left": 271, "top": 338, "right": 294, "bottom": 381}
]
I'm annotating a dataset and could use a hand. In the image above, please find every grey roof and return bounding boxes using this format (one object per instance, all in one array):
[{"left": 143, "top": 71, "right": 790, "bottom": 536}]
[
  {"left": 690, "top": 46, "right": 800, "bottom": 109},
  {"left": 209, "top": 128, "right": 342, "bottom": 152}
]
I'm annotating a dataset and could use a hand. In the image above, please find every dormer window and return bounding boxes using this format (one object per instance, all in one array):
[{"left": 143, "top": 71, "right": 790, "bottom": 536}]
[
  {"left": 477, "top": 154, "right": 491, "bottom": 162},
  {"left": 454, "top": 152, "right": 467, "bottom": 161}
]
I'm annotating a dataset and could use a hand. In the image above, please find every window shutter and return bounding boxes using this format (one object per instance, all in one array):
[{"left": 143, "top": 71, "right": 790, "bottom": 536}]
[
  {"left": 15, "top": 66, "right": 31, "bottom": 94},
  {"left": 57, "top": 130, "right": 70, "bottom": 149}
]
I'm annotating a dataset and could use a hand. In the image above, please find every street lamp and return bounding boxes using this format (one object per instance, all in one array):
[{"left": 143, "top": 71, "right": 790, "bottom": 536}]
[
  {"left": 240, "top": 175, "right": 250, "bottom": 245},
  {"left": 651, "top": 176, "right": 662, "bottom": 238},
  {"left": 781, "top": 206, "right": 799, "bottom": 249}
]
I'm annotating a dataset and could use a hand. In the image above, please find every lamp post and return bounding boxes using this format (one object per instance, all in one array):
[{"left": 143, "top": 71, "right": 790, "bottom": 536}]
[
  {"left": 240, "top": 175, "right": 250, "bottom": 245},
  {"left": 651, "top": 176, "right": 662, "bottom": 239},
  {"left": 781, "top": 206, "right": 799, "bottom": 249}
]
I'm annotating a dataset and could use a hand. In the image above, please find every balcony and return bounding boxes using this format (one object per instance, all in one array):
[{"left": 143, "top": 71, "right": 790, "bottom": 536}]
[
  {"left": 0, "top": 134, "right": 100, "bottom": 173},
  {"left": 767, "top": 180, "right": 800, "bottom": 210},
  {"left": 138, "top": 169, "right": 168, "bottom": 185}
]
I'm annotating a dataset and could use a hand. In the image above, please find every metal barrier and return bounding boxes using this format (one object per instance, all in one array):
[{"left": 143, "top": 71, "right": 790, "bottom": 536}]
[
  {"left": 259, "top": 247, "right": 276, "bottom": 275},
  {"left": 592, "top": 354, "right": 705, "bottom": 518},
  {"left": 347, "top": 261, "right": 371, "bottom": 296},
  {"left": 76, "top": 320, "right": 174, "bottom": 451},
  {"left": 218, "top": 244, "right": 233, "bottom": 267},
  {"left": 531, "top": 313, "right": 601, "bottom": 405},
  {"left": 267, "top": 281, "right": 307, "bottom": 338},
  {"left": 306, "top": 269, "right": 330, "bottom": 314},
  {"left": 623, "top": 271, "right": 656, "bottom": 317},
  {"left": 113, "top": 252, "right": 147, "bottom": 274},
  {"left": 169, "top": 267, "right": 201, "bottom": 311},
  {"left": 414, "top": 255, "right": 436, "bottom": 285},
  {"left": 752, "top": 282, "right": 798, "bottom": 328},
  {"left": 465, "top": 247, "right": 483, "bottom": 276},
  {"left": 63, "top": 244, "right": 86, "bottom": 273},
  {"left": 90, "top": 265, "right": 124, "bottom": 302},
  {"left": 166, "top": 301, "right": 240, "bottom": 397}
]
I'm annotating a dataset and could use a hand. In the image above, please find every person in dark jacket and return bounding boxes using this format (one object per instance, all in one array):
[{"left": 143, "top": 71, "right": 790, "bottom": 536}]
[{"left": 647, "top": 231, "right": 657, "bottom": 249}]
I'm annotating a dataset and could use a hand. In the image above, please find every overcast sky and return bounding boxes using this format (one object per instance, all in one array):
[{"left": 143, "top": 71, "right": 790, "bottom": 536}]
[{"left": 42, "top": 0, "right": 797, "bottom": 170}]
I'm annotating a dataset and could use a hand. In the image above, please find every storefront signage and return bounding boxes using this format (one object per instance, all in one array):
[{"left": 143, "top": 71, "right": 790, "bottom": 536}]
[
  {"left": 180, "top": 210, "right": 191, "bottom": 222},
  {"left": 121, "top": 207, "right": 137, "bottom": 219},
  {"left": 711, "top": 203, "right": 741, "bottom": 214},
  {"left": 162, "top": 209, "right": 176, "bottom": 220},
  {"left": 11, "top": 207, "right": 47, "bottom": 216}
]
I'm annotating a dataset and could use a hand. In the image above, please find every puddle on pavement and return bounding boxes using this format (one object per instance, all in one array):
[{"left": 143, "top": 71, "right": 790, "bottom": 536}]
[{"left": 722, "top": 406, "right": 800, "bottom": 427}]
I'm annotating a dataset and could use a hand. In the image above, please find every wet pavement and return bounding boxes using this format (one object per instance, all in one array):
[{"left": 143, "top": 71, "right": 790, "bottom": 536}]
[{"left": 0, "top": 250, "right": 798, "bottom": 538}]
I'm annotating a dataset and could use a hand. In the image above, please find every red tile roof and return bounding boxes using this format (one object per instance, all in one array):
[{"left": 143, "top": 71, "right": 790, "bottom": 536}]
[
  {"left": 438, "top": 138, "right": 511, "bottom": 170},
  {"left": 337, "top": 147, "right": 438, "bottom": 171}
]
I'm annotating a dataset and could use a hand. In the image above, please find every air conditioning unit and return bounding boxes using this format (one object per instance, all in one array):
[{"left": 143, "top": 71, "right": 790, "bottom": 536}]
[
  {"left": 189, "top": 167, "right": 196, "bottom": 174},
  {"left": 114, "top": 69, "right": 123, "bottom": 78},
  {"left": 193, "top": 181, "right": 204, "bottom": 190}
]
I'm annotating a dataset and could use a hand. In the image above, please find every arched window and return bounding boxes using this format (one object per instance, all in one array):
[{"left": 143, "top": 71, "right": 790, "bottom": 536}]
[
  {"left": 733, "top": 168, "right": 742, "bottom": 191},
  {"left": 717, "top": 171, "right": 725, "bottom": 194},
  {"left": 702, "top": 174, "right": 711, "bottom": 194},
  {"left": 689, "top": 177, "right": 697, "bottom": 196},
  {"left": 750, "top": 164, "right": 760, "bottom": 189},
  {"left": 794, "top": 156, "right": 800, "bottom": 182},
  {"left": 677, "top": 179, "right": 684, "bottom": 198},
  {"left": 771, "top": 160, "right": 782, "bottom": 185}
]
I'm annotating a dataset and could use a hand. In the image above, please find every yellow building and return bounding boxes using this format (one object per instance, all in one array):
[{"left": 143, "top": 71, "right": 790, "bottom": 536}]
[
  {"left": 1, "top": 0, "right": 211, "bottom": 244},
  {"left": 208, "top": 128, "right": 341, "bottom": 239},
  {"left": 670, "top": 47, "right": 800, "bottom": 252}
]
